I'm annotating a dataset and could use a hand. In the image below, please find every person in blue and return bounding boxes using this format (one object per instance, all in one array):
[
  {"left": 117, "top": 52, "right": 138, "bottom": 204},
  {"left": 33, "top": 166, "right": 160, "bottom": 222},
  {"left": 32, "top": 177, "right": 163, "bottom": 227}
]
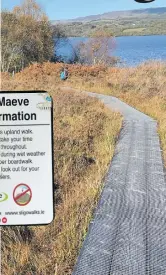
[{"left": 60, "top": 67, "right": 68, "bottom": 80}]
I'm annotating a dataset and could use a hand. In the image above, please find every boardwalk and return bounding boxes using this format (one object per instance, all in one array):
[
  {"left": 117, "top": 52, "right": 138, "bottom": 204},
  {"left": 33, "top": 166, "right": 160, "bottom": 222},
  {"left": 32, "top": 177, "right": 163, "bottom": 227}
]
[{"left": 73, "top": 92, "right": 166, "bottom": 275}]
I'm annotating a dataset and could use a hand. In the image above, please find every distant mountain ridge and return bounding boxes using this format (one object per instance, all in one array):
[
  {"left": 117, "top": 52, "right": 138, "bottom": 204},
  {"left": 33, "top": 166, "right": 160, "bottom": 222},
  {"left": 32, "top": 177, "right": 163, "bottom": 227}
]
[{"left": 51, "top": 7, "right": 166, "bottom": 24}]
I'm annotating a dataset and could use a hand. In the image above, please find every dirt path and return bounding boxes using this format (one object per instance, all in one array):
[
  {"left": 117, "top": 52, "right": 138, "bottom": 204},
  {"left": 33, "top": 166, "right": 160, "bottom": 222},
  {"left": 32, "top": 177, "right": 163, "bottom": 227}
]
[{"left": 63, "top": 89, "right": 166, "bottom": 275}]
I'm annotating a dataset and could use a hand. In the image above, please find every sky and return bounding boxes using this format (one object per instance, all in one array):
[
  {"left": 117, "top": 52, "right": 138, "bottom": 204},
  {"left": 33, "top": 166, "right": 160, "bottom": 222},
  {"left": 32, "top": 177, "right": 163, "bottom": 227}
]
[{"left": 1, "top": 0, "right": 166, "bottom": 20}]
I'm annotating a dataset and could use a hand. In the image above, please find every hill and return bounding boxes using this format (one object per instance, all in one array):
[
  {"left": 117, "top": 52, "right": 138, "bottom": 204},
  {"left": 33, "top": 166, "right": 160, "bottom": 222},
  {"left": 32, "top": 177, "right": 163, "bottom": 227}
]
[
  {"left": 52, "top": 7, "right": 166, "bottom": 37},
  {"left": 51, "top": 7, "right": 166, "bottom": 24}
]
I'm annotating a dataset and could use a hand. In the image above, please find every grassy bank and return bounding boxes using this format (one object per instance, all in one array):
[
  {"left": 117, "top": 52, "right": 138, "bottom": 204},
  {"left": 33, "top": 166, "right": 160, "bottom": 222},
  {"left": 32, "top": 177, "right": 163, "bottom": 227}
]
[{"left": 1, "top": 69, "right": 121, "bottom": 274}]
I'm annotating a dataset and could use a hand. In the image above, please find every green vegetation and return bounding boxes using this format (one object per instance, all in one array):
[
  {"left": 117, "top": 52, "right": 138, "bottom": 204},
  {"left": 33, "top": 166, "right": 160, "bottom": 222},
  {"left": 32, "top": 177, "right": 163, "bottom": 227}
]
[
  {"left": 56, "top": 16, "right": 166, "bottom": 37},
  {"left": 123, "top": 28, "right": 146, "bottom": 33}
]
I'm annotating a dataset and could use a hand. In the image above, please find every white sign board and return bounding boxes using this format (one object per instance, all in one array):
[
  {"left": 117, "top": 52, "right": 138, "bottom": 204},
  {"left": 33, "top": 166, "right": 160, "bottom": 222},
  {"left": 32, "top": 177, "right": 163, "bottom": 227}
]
[{"left": 0, "top": 91, "right": 54, "bottom": 226}]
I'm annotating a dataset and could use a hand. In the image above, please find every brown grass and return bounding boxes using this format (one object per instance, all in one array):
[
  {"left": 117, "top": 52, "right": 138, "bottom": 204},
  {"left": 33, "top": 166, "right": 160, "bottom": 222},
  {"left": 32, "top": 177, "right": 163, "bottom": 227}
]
[
  {"left": 1, "top": 67, "right": 121, "bottom": 275},
  {"left": 1, "top": 60, "right": 165, "bottom": 274},
  {"left": 65, "top": 61, "right": 166, "bottom": 165}
]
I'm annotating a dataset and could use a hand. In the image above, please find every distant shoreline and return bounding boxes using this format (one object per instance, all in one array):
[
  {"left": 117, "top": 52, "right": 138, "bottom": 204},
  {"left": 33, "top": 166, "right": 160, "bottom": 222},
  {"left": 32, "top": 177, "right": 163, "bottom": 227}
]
[
  {"left": 62, "top": 34, "right": 166, "bottom": 38},
  {"left": 115, "top": 34, "right": 166, "bottom": 38},
  {"left": 53, "top": 8, "right": 166, "bottom": 39}
]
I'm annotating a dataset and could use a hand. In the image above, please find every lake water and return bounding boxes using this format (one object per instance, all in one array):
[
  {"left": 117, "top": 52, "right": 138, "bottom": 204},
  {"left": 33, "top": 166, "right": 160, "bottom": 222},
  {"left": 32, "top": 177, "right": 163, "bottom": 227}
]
[{"left": 55, "top": 35, "right": 166, "bottom": 67}]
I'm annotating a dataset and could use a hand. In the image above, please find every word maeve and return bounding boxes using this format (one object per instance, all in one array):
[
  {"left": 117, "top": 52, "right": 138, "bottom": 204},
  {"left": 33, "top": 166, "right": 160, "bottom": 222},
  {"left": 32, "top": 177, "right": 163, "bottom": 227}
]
[{"left": 0, "top": 92, "right": 54, "bottom": 226}]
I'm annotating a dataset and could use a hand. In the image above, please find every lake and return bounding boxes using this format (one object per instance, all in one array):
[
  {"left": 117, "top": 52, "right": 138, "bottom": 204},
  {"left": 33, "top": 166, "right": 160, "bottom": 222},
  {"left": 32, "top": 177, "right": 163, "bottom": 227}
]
[{"left": 55, "top": 35, "right": 166, "bottom": 67}]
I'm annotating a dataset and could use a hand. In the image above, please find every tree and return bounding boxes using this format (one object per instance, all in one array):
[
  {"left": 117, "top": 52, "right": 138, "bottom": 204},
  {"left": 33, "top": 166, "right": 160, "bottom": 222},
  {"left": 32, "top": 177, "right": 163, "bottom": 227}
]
[
  {"left": 76, "top": 29, "right": 117, "bottom": 66},
  {"left": 1, "top": 11, "right": 21, "bottom": 72},
  {"left": 1, "top": 0, "right": 54, "bottom": 72}
]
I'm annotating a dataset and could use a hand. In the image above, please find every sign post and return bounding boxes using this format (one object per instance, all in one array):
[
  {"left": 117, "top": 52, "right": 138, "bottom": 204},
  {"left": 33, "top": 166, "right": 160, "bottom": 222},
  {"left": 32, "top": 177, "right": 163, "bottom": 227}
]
[{"left": 0, "top": 91, "right": 54, "bottom": 226}]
